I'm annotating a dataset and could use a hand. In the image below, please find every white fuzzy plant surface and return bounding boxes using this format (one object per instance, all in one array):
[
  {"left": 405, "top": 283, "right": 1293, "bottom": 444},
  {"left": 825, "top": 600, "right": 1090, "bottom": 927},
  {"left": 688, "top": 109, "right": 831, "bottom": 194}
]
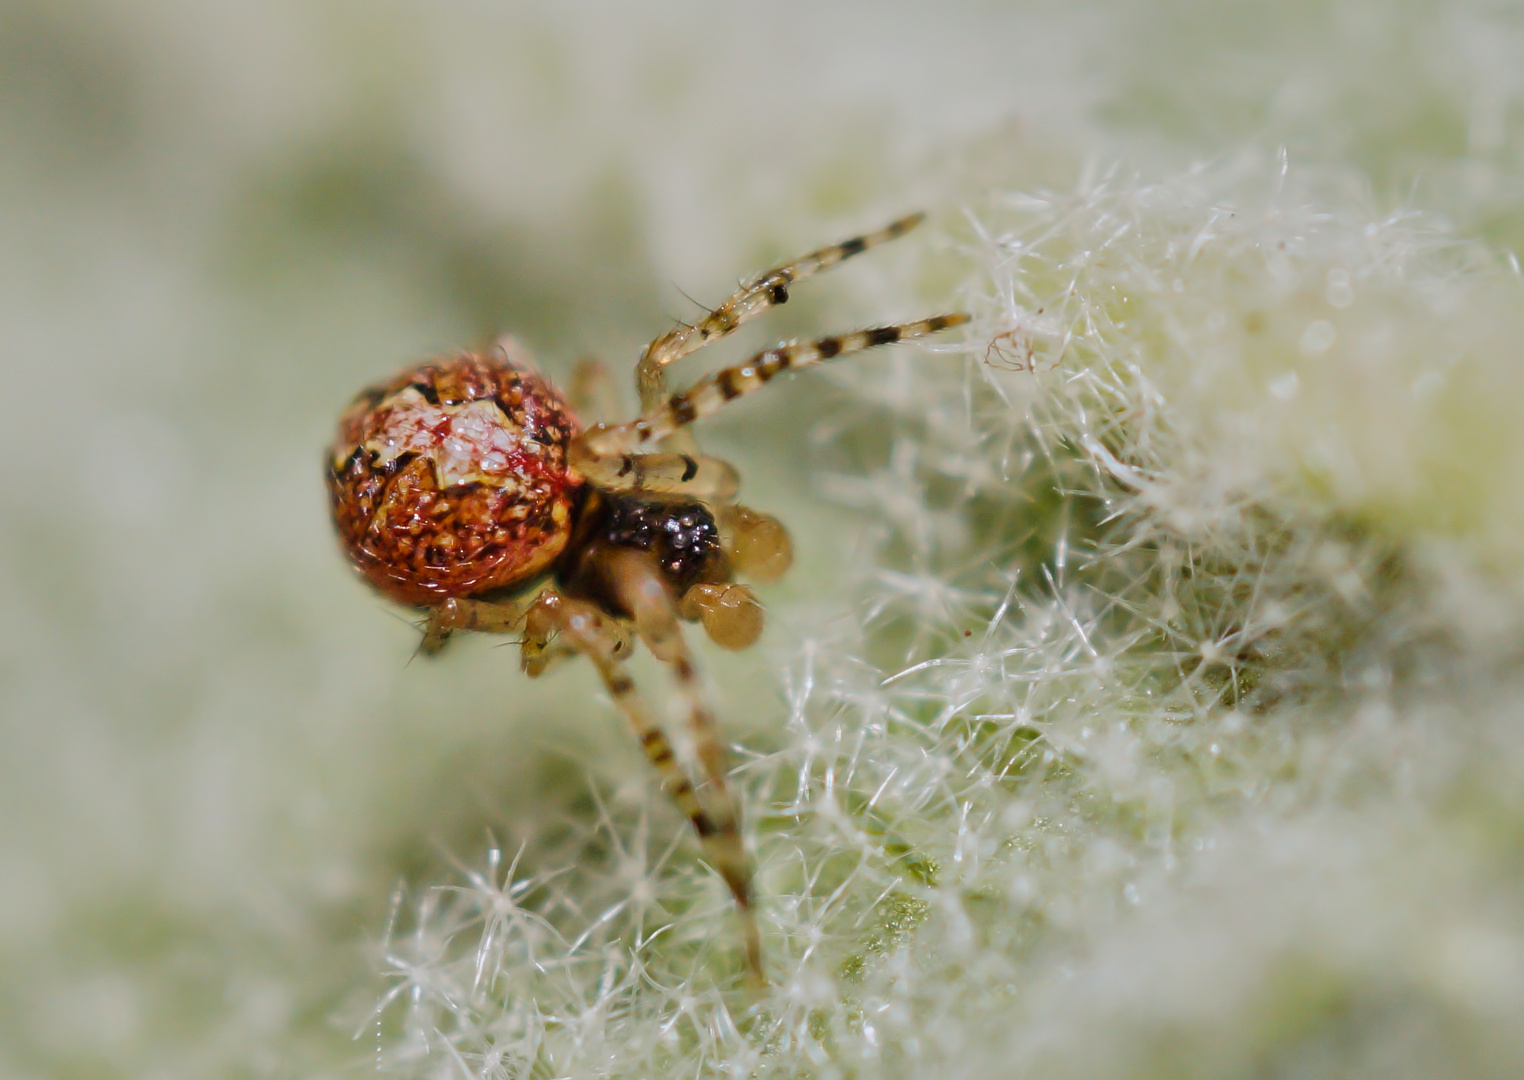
[{"left": 369, "top": 160, "right": 1524, "bottom": 1078}]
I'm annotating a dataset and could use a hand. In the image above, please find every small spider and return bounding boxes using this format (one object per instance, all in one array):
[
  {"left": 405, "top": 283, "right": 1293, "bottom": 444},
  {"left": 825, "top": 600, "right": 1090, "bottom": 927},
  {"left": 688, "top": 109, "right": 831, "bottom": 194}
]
[{"left": 327, "top": 214, "right": 967, "bottom": 982}]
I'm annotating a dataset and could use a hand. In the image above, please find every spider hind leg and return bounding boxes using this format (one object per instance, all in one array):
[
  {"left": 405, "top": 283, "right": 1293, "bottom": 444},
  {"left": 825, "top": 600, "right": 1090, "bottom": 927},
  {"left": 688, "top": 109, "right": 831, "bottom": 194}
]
[{"left": 593, "top": 548, "right": 762, "bottom": 979}]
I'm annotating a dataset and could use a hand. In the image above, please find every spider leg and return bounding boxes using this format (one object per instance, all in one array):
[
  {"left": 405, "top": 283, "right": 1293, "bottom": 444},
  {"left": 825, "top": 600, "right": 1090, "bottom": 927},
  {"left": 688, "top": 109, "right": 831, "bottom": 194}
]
[
  {"left": 594, "top": 550, "right": 762, "bottom": 981},
  {"left": 520, "top": 583, "right": 763, "bottom": 981},
  {"left": 573, "top": 442, "right": 742, "bottom": 499},
  {"left": 574, "top": 313, "right": 970, "bottom": 477},
  {"left": 571, "top": 355, "right": 737, "bottom": 496},
  {"left": 419, "top": 589, "right": 547, "bottom": 655},
  {"left": 636, "top": 213, "right": 927, "bottom": 410}
]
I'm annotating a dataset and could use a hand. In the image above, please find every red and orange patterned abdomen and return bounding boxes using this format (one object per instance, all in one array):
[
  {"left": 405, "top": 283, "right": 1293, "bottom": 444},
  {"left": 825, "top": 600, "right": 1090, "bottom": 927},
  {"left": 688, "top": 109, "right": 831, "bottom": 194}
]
[{"left": 327, "top": 349, "right": 582, "bottom": 606}]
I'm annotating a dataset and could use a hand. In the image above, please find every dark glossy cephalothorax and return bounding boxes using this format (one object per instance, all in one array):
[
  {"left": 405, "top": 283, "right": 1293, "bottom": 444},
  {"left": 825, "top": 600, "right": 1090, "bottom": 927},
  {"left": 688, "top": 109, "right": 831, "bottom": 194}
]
[{"left": 327, "top": 214, "right": 967, "bottom": 982}]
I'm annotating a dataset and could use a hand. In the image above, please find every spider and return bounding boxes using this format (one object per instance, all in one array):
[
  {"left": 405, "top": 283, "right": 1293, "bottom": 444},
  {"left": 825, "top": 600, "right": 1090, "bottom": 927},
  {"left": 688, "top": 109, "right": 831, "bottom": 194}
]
[{"left": 327, "top": 213, "right": 967, "bottom": 982}]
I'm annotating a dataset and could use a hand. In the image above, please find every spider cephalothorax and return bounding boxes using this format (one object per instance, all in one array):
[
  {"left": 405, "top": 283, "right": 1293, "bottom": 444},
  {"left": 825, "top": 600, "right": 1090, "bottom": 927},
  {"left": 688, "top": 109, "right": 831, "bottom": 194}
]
[{"left": 327, "top": 214, "right": 967, "bottom": 983}]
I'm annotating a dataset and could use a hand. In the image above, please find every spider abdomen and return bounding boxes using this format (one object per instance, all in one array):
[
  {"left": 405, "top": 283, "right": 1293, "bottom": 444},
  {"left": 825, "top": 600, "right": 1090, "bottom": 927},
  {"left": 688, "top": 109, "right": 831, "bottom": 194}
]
[{"left": 327, "top": 350, "right": 582, "bottom": 606}]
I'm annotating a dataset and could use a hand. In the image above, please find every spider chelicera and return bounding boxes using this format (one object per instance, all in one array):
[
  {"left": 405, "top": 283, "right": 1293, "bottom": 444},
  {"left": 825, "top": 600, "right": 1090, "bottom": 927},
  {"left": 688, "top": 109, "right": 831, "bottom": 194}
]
[{"left": 327, "top": 213, "right": 967, "bottom": 981}]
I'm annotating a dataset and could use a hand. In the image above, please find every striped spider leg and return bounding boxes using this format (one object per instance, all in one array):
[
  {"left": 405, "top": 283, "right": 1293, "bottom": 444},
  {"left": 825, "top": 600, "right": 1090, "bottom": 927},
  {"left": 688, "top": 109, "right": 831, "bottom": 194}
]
[
  {"left": 635, "top": 212, "right": 928, "bottom": 410},
  {"left": 572, "top": 311, "right": 971, "bottom": 493}
]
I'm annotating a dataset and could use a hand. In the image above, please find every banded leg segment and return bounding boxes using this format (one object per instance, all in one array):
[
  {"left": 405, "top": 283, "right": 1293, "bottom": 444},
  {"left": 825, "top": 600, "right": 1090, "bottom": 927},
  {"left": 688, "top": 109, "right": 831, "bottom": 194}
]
[
  {"left": 581, "top": 312, "right": 970, "bottom": 464},
  {"left": 596, "top": 550, "right": 761, "bottom": 979},
  {"left": 636, "top": 213, "right": 927, "bottom": 410},
  {"left": 523, "top": 584, "right": 763, "bottom": 981},
  {"left": 570, "top": 443, "right": 741, "bottom": 499}
]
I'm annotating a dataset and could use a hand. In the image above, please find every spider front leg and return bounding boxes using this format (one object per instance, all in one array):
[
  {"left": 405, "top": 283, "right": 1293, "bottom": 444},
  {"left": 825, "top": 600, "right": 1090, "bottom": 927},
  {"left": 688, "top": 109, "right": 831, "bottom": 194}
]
[
  {"left": 572, "top": 312, "right": 970, "bottom": 494},
  {"left": 572, "top": 355, "right": 715, "bottom": 471},
  {"left": 635, "top": 213, "right": 928, "bottom": 410}
]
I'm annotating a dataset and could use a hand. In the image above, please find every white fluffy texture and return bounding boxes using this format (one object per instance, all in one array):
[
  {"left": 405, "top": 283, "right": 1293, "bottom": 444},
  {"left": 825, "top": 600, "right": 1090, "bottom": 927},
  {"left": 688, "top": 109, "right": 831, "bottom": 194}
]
[
  {"left": 373, "top": 164, "right": 1524, "bottom": 1079},
  {"left": 6, "top": 2, "right": 1524, "bottom": 1078}
]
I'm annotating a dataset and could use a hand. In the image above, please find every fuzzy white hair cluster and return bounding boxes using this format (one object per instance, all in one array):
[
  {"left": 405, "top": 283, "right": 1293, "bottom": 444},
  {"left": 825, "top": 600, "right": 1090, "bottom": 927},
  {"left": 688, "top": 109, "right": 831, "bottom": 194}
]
[{"left": 375, "top": 159, "right": 1524, "bottom": 1077}]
